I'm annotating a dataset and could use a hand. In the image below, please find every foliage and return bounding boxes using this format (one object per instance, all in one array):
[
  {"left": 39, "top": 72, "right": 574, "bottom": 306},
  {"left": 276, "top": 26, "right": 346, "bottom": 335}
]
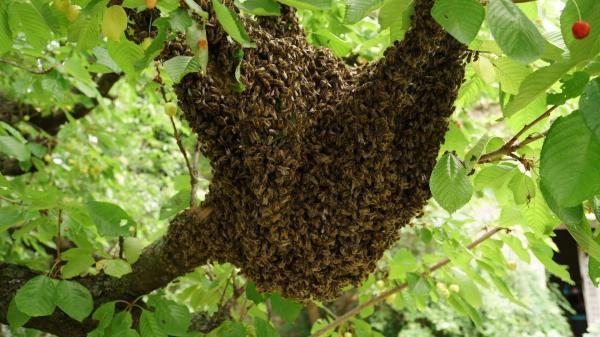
[{"left": 1, "top": 0, "right": 600, "bottom": 336}]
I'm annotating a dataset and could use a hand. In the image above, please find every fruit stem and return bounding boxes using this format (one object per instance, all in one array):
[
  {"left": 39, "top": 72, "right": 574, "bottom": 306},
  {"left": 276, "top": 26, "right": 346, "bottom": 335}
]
[{"left": 571, "top": 0, "right": 583, "bottom": 21}]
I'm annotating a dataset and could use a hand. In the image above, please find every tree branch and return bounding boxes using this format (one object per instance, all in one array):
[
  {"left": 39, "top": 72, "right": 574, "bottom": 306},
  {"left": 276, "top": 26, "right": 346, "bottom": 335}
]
[
  {"left": 309, "top": 226, "right": 506, "bottom": 337},
  {"left": 0, "top": 207, "right": 218, "bottom": 337},
  {"left": 478, "top": 105, "right": 557, "bottom": 164}
]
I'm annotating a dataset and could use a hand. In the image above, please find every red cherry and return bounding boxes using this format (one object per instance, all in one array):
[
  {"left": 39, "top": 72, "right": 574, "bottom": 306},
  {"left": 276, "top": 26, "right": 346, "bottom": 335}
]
[{"left": 572, "top": 20, "right": 591, "bottom": 40}]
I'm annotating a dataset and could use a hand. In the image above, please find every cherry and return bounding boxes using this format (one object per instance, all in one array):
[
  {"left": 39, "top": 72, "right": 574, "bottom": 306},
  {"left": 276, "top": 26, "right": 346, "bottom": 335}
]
[{"left": 572, "top": 20, "right": 591, "bottom": 40}]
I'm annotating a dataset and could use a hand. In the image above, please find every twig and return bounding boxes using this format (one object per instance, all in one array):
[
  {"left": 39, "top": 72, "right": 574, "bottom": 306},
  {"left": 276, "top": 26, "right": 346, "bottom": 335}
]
[
  {"left": 190, "top": 140, "right": 201, "bottom": 207},
  {"left": 56, "top": 209, "right": 63, "bottom": 262},
  {"left": 478, "top": 105, "right": 557, "bottom": 164},
  {"left": 309, "top": 226, "right": 505, "bottom": 337},
  {"left": 155, "top": 63, "right": 198, "bottom": 206},
  {"left": 169, "top": 116, "right": 194, "bottom": 180},
  {"left": 0, "top": 58, "right": 53, "bottom": 74}
]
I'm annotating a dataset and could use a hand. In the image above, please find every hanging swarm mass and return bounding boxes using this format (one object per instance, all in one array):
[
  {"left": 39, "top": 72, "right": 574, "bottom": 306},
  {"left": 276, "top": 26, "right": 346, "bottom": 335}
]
[{"left": 162, "top": 0, "right": 467, "bottom": 300}]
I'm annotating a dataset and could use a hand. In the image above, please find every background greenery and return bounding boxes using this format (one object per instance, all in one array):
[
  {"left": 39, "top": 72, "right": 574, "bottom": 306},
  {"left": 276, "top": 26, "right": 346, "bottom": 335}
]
[{"left": 1, "top": 0, "right": 600, "bottom": 336}]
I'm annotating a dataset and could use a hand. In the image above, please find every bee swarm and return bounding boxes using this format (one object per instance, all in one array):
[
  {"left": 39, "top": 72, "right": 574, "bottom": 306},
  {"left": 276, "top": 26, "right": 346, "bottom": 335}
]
[{"left": 161, "top": 0, "right": 467, "bottom": 301}]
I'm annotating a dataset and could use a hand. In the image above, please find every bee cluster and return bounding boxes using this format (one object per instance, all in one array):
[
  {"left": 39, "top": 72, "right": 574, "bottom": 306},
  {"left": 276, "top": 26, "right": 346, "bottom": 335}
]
[{"left": 162, "top": 0, "right": 467, "bottom": 301}]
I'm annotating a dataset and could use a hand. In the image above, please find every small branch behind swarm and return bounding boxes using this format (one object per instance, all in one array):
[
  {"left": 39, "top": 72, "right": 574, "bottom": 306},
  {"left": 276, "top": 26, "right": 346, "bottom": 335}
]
[
  {"left": 309, "top": 226, "right": 506, "bottom": 337},
  {"left": 478, "top": 105, "right": 558, "bottom": 164}
]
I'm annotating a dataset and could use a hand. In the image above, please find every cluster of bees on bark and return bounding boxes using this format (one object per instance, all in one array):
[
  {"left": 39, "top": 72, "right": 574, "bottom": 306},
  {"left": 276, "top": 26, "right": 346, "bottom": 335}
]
[{"left": 160, "top": 0, "right": 468, "bottom": 300}]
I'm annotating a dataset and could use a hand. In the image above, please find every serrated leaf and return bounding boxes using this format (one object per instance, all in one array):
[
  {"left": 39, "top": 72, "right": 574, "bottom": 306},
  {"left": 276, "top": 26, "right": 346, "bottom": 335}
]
[
  {"left": 61, "top": 248, "right": 95, "bottom": 278},
  {"left": 344, "top": 0, "right": 383, "bottom": 24},
  {"left": 529, "top": 237, "right": 574, "bottom": 284},
  {"left": 580, "top": 77, "right": 600, "bottom": 144},
  {"left": 276, "top": 0, "right": 331, "bottom": 10},
  {"left": 15, "top": 275, "right": 57, "bottom": 317},
  {"left": 430, "top": 152, "right": 473, "bottom": 213},
  {"left": 156, "top": 303, "right": 191, "bottom": 336},
  {"left": 463, "top": 135, "right": 489, "bottom": 171},
  {"left": 378, "top": 0, "right": 412, "bottom": 31},
  {"left": 163, "top": 56, "right": 201, "bottom": 83},
  {"left": 56, "top": 280, "right": 93, "bottom": 322},
  {"left": 103, "top": 259, "right": 132, "bottom": 278},
  {"left": 212, "top": 0, "right": 256, "bottom": 48},
  {"left": 486, "top": 0, "right": 544, "bottom": 64},
  {"left": 431, "top": 0, "right": 484, "bottom": 45},
  {"left": 183, "top": 0, "right": 209, "bottom": 18},
  {"left": 236, "top": 0, "right": 281, "bottom": 16},
  {"left": 140, "top": 310, "right": 167, "bottom": 337},
  {"left": 92, "top": 301, "right": 116, "bottom": 330},
  {"left": 540, "top": 111, "right": 600, "bottom": 208},
  {"left": 502, "top": 234, "right": 531, "bottom": 263},
  {"left": 9, "top": 2, "right": 52, "bottom": 49},
  {"left": 312, "top": 30, "right": 352, "bottom": 57},
  {"left": 494, "top": 57, "right": 530, "bottom": 95},
  {"left": 86, "top": 201, "right": 136, "bottom": 237},
  {"left": 107, "top": 39, "right": 145, "bottom": 77},
  {"left": 503, "top": 61, "right": 573, "bottom": 117},
  {"left": 0, "top": 3, "right": 12, "bottom": 54},
  {"left": 0, "top": 136, "right": 30, "bottom": 162},
  {"left": 508, "top": 171, "right": 536, "bottom": 205}
]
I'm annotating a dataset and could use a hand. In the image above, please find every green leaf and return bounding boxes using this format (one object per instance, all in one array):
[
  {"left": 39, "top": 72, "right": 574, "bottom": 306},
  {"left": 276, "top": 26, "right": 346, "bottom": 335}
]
[
  {"left": 474, "top": 164, "right": 516, "bottom": 191},
  {"left": 486, "top": 0, "right": 545, "bottom": 64},
  {"left": 528, "top": 236, "right": 574, "bottom": 284},
  {"left": 463, "top": 135, "right": 489, "bottom": 171},
  {"left": 103, "top": 259, "right": 133, "bottom": 278},
  {"left": 540, "top": 111, "right": 600, "bottom": 208},
  {"left": 592, "top": 195, "right": 600, "bottom": 222},
  {"left": 431, "top": 0, "right": 484, "bottom": 45},
  {"left": 540, "top": 180, "right": 584, "bottom": 226},
  {"left": 163, "top": 56, "right": 201, "bottom": 83},
  {"left": 563, "top": 221, "right": 600, "bottom": 264},
  {"left": 102, "top": 6, "right": 128, "bottom": 42},
  {"left": 451, "top": 270, "right": 482, "bottom": 308},
  {"left": 105, "top": 311, "right": 133, "bottom": 337},
  {"left": 140, "top": 310, "right": 167, "bottom": 337},
  {"left": 92, "top": 301, "right": 116, "bottom": 331},
  {"left": 0, "top": 136, "right": 30, "bottom": 162},
  {"left": 69, "top": 1, "right": 104, "bottom": 52},
  {"left": 494, "top": 57, "right": 530, "bottom": 95},
  {"left": 86, "top": 201, "right": 136, "bottom": 237},
  {"left": 429, "top": 152, "right": 473, "bottom": 213},
  {"left": 56, "top": 280, "right": 94, "bottom": 322},
  {"left": 123, "top": 237, "right": 145, "bottom": 264},
  {"left": 590, "top": 256, "right": 600, "bottom": 287},
  {"left": 276, "top": 0, "right": 331, "bottom": 10},
  {"left": 255, "top": 318, "right": 280, "bottom": 337},
  {"left": 246, "top": 281, "right": 266, "bottom": 304},
  {"left": 15, "top": 275, "right": 57, "bottom": 317},
  {"left": 269, "top": 294, "right": 302, "bottom": 323},
  {"left": 502, "top": 234, "right": 531, "bottom": 263},
  {"left": 236, "top": 0, "right": 281, "bottom": 16},
  {"left": 0, "top": 3, "right": 12, "bottom": 54},
  {"left": 207, "top": 321, "right": 246, "bottom": 337},
  {"left": 0, "top": 206, "right": 25, "bottom": 233},
  {"left": 312, "top": 30, "right": 352, "bottom": 57},
  {"left": 9, "top": 2, "right": 52, "bottom": 49},
  {"left": 547, "top": 71, "right": 590, "bottom": 106},
  {"left": 508, "top": 171, "right": 536, "bottom": 205},
  {"left": 107, "top": 39, "right": 145, "bottom": 77},
  {"left": 212, "top": 0, "right": 256, "bottom": 48},
  {"left": 388, "top": 248, "right": 417, "bottom": 280},
  {"left": 183, "top": 0, "right": 209, "bottom": 18},
  {"left": 560, "top": 0, "right": 600, "bottom": 62},
  {"left": 7, "top": 298, "right": 30, "bottom": 328},
  {"left": 580, "top": 77, "right": 600, "bottom": 144},
  {"left": 156, "top": 303, "right": 191, "bottom": 336},
  {"left": 503, "top": 61, "right": 573, "bottom": 117},
  {"left": 343, "top": 0, "right": 383, "bottom": 24},
  {"left": 61, "top": 248, "right": 95, "bottom": 278},
  {"left": 185, "top": 24, "right": 208, "bottom": 75}
]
